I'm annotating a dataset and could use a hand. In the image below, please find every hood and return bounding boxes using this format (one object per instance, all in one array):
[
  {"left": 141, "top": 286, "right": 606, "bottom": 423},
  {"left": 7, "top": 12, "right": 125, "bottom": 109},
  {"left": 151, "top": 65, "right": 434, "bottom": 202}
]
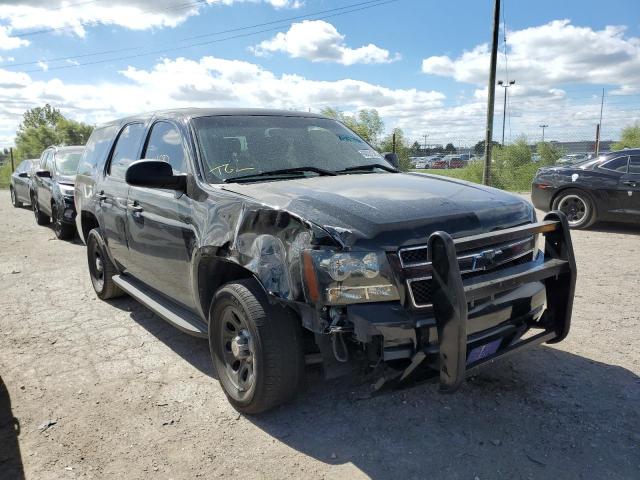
[
  {"left": 222, "top": 172, "right": 534, "bottom": 249},
  {"left": 56, "top": 174, "right": 75, "bottom": 186}
]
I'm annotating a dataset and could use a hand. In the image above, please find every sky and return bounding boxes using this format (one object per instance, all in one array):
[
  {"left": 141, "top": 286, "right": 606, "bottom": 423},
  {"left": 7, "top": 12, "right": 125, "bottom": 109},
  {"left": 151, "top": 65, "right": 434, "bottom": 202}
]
[{"left": 0, "top": 0, "right": 639, "bottom": 149}]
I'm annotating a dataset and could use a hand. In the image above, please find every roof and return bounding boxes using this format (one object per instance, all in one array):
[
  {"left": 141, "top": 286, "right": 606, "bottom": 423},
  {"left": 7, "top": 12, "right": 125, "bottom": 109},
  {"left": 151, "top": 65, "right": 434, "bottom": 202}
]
[{"left": 99, "top": 108, "right": 329, "bottom": 128}]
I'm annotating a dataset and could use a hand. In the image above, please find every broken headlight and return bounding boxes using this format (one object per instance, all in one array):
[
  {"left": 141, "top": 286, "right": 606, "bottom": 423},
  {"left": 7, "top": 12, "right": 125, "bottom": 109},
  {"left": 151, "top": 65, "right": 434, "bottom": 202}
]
[{"left": 301, "top": 250, "right": 399, "bottom": 305}]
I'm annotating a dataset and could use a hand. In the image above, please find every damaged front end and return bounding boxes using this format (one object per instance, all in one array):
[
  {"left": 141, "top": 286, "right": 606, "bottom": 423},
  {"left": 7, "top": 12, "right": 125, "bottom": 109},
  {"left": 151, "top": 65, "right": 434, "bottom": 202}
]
[{"left": 292, "top": 210, "right": 576, "bottom": 391}]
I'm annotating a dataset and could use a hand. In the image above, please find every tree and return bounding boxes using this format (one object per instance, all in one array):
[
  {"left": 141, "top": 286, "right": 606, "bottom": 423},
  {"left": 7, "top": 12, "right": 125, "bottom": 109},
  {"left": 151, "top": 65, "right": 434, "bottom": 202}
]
[
  {"left": 320, "top": 107, "right": 384, "bottom": 145},
  {"left": 379, "top": 128, "right": 412, "bottom": 171},
  {"left": 410, "top": 141, "right": 422, "bottom": 156},
  {"left": 536, "top": 141, "right": 564, "bottom": 166},
  {"left": 444, "top": 143, "right": 456, "bottom": 154},
  {"left": 14, "top": 104, "right": 93, "bottom": 159},
  {"left": 473, "top": 139, "right": 500, "bottom": 155},
  {"left": 613, "top": 123, "right": 640, "bottom": 150}
]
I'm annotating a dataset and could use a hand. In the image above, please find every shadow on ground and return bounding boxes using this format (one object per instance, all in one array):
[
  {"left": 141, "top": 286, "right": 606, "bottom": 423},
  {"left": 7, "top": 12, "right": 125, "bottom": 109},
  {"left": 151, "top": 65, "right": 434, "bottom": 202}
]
[
  {"left": 589, "top": 221, "right": 640, "bottom": 236},
  {"left": 0, "top": 376, "right": 24, "bottom": 480},
  {"left": 97, "top": 297, "right": 640, "bottom": 479}
]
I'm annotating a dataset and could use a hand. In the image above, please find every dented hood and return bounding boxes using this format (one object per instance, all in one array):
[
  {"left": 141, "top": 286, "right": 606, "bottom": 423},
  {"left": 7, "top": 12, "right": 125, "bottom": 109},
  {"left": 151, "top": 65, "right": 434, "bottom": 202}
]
[{"left": 221, "top": 172, "right": 534, "bottom": 249}]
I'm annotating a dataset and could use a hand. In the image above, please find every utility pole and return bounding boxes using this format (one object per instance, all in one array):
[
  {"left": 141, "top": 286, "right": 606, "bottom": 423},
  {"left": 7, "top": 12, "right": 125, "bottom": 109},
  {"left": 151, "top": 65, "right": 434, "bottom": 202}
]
[
  {"left": 483, "top": 0, "right": 500, "bottom": 186},
  {"left": 497, "top": 80, "right": 515, "bottom": 145},
  {"left": 539, "top": 124, "right": 548, "bottom": 142},
  {"left": 10, "top": 147, "right": 14, "bottom": 173},
  {"left": 392, "top": 131, "right": 396, "bottom": 154},
  {"left": 423, "top": 134, "right": 428, "bottom": 153},
  {"left": 596, "top": 88, "right": 604, "bottom": 155}
]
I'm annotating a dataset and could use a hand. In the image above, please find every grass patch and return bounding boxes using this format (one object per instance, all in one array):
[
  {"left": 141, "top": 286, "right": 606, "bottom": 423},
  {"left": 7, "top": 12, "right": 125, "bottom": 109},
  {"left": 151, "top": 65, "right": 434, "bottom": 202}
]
[{"left": 0, "top": 162, "right": 12, "bottom": 189}]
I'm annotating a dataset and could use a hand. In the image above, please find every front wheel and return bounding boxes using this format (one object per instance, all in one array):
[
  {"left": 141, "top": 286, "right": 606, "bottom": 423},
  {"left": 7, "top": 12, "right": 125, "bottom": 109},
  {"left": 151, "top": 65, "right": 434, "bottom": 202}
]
[
  {"left": 209, "top": 280, "right": 304, "bottom": 414},
  {"left": 52, "top": 203, "right": 76, "bottom": 240},
  {"left": 86, "top": 229, "right": 123, "bottom": 300},
  {"left": 552, "top": 189, "right": 596, "bottom": 229}
]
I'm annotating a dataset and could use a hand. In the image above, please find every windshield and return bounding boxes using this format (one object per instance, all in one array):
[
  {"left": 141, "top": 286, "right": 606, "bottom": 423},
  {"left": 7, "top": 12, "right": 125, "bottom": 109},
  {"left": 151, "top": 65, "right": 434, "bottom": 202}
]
[
  {"left": 55, "top": 150, "right": 83, "bottom": 176},
  {"left": 192, "top": 115, "right": 391, "bottom": 183}
]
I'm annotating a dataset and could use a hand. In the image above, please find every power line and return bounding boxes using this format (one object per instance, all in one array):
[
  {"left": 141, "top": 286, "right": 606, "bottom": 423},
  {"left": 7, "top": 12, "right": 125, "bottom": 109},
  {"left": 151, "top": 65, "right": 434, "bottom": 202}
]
[
  {"left": 12, "top": 0, "right": 209, "bottom": 38},
  {"left": 5, "top": 0, "right": 397, "bottom": 70}
]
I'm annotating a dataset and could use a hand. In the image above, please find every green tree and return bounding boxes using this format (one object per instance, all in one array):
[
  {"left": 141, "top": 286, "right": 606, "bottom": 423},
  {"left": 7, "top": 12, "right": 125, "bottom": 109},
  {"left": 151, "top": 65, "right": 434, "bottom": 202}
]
[
  {"left": 14, "top": 104, "right": 93, "bottom": 159},
  {"left": 536, "top": 141, "right": 564, "bottom": 166},
  {"left": 473, "top": 139, "right": 500, "bottom": 155},
  {"left": 320, "top": 107, "right": 384, "bottom": 145},
  {"left": 379, "top": 128, "right": 412, "bottom": 171},
  {"left": 410, "top": 141, "right": 422, "bottom": 156},
  {"left": 613, "top": 123, "right": 640, "bottom": 150},
  {"left": 444, "top": 143, "right": 456, "bottom": 154}
]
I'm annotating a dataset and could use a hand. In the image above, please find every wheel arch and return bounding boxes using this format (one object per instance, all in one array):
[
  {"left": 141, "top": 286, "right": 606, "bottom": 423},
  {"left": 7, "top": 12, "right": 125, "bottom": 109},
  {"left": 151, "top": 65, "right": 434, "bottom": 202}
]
[
  {"left": 79, "top": 210, "right": 100, "bottom": 245},
  {"left": 551, "top": 186, "right": 598, "bottom": 216}
]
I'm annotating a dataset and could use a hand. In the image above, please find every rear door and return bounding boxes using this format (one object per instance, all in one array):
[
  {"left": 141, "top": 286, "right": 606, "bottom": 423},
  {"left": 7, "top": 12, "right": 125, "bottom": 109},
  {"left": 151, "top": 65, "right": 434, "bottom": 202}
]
[
  {"left": 596, "top": 155, "right": 630, "bottom": 218},
  {"left": 37, "top": 150, "right": 54, "bottom": 214},
  {"left": 97, "top": 122, "right": 146, "bottom": 270},
  {"left": 13, "top": 161, "right": 32, "bottom": 202},
  {"left": 125, "top": 120, "right": 196, "bottom": 309},
  {"left": 619, "top": 155, "right": 640, "bottom": 218}
]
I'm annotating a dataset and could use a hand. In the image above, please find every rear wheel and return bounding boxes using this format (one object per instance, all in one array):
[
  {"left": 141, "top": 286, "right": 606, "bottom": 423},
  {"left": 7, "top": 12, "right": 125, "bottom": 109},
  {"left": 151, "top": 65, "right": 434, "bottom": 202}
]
[
  {"left": 552, "top": 189, "right": 596, "bottom": 229},
  {"left": 86, "top": 229, "right": 123, "bottom": 300},
  {"left": 10, "top": 187, "right": 21, "bottom": 208},
  {"left": 32, "top": 195, "right": 50, "bottom": 225},
  {"left": 52, "top": 202, "right": 75, "bottom": 240},
  {"left": 209, "top": 280, "right": 304, "bottom": 414}
]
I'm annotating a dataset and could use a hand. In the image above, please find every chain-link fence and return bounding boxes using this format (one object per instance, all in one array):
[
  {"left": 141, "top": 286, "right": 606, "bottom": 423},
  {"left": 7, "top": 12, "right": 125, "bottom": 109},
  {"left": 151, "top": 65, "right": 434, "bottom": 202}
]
[{"left": 402, "top": 128, "right": 621, "bottom": 191}]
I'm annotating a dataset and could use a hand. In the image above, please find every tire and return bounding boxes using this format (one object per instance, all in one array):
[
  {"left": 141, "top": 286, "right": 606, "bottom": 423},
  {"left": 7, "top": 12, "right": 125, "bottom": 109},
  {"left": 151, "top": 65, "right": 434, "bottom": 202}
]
[
  {"left": 52, "top": 202, "right": 75, "bottom": 240},
  {"left": 86, "top": 229, "right": 124, "bottom": 300},
  {"left": 10, "top": 187, "right": 22, "bottom": 208},
  {"left": 552, "top": 189, "right": 596, "bottom": 229},
  {"left": 32, "top": 195, "right": 50, "bottom": 225},
  {"left": 209, "top": 280, "right": 304, "bottom": 414}
]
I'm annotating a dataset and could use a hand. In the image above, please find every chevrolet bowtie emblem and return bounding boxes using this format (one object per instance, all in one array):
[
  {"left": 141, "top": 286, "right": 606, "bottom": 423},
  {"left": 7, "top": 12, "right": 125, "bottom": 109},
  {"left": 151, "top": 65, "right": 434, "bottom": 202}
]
[{"left": 471, "top": 248, "right": 503, "bottom": 271}]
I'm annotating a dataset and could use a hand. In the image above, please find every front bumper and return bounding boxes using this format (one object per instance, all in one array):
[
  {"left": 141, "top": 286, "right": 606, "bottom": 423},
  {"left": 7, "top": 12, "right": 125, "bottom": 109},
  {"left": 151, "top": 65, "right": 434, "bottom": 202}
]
[{"left": 347, "top": 211, "right": 576, "bottom": 391}]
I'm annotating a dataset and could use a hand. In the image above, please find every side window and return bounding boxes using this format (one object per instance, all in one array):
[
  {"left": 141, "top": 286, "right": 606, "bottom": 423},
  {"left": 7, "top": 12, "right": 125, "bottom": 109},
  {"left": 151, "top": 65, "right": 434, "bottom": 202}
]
[
  {"left": 77, "top": 125, "right": 119, "bottom": 176},
  {"left": 40, "top": 151, "right": 51, "bottom": 171},
  {"left": 108, "top": 123, "right": 145, "bottom": 179},
  {"left": 628, "top": 155, "right": 640, "bottom": 175},
  {"left": 600, "top": 156, "right": 629, "bottom": 173},
  {"left": 143, "top": 121, "right": 186, "bottom": 174}
]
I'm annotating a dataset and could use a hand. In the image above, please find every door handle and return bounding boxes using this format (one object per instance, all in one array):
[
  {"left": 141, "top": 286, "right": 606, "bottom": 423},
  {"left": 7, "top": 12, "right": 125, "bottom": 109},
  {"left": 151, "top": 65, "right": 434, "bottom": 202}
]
[
  {"left": 97, "top": 190, "right": 107, "bottom": 201},
  {"left": 623, "top": 181, "right": 638, "bottom": 187},
  {"left": 130, "top": 201, "right": 143, "bottom": 213}
]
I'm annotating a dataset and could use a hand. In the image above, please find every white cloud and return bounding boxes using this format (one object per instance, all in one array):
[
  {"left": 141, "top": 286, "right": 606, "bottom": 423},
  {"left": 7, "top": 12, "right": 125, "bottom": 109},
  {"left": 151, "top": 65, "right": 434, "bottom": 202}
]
[
  {"left": 0, "top": 0, "right": 301, "bottom": 39},
  {"left": 422, "top": 20, "right": 640, "bottom": 94},
  {"left": 0, "top": 55, "right": 441, "bottom": 147},
  {"left": 0, "top": 25, "right": 29, "bottom": 50},
  {"left": 0, "top": 53, "right": 636, "bottom": 149},
  {"left": 252, "top": 20, "right": 400, "bottom": 65}
]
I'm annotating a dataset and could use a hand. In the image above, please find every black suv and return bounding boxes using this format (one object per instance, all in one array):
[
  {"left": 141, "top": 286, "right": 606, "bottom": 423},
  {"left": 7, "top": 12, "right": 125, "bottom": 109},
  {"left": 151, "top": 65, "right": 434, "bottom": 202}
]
[
  {"left": 75, "top": 109, "right": 576, "bottom": 414},
  {"left": 32, "top": 145, "right": 84, "bottom": 239}
]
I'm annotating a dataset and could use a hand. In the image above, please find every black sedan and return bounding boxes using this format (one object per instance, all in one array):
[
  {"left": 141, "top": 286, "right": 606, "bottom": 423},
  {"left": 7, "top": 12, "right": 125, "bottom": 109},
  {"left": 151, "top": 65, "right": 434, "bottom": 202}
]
[
  {"left": 532, "top": 149, "right": 640, "bottom": 228},
  {"left": 9, "top": 159, "right": 38, "bottom": 208}
]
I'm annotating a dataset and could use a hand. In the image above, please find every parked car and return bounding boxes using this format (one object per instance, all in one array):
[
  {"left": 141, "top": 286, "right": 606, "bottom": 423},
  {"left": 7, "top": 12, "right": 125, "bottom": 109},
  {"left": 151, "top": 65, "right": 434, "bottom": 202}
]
[
  {"left": 532, "top": 149, "right": 640, "bottom": 228},
  {"left": 449, "top": 157, "right": 466, "bottom": 169},
  {"left": 431, "top": 159, "right": 449, "bottom": 169},
  {"left": 75, "top": 108, "right": 576, "bottom": 414},
  {"left": 32, "top": 145, "right": 84, "bottom": 239},
  {"left": 9, "top": 159, "right": 38, "bottom": 207}
]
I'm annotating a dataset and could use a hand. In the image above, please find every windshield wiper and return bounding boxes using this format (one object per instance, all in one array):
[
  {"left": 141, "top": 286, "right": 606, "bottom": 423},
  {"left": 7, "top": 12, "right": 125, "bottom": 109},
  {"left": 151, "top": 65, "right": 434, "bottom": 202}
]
[
  {"left": 224, "top": 166, "right": 337, "bottom": 183},
  {"left": 336, "top": 163, "right": 399, "bottom": 173}
]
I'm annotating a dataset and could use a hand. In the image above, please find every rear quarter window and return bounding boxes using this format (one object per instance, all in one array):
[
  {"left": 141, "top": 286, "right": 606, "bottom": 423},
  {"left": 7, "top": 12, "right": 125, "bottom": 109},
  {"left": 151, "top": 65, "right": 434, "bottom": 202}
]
[
  {"left": 77, "top": 125, "right": 119, "bottom": 177},
  {"left": 599, "top": 156, "right": 629, "bottom": 173}
]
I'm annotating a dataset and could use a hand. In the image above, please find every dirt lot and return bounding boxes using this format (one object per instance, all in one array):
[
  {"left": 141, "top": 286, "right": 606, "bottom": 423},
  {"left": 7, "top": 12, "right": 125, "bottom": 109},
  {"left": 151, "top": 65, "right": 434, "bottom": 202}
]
[{"left": 0, "top": 189, "right": 639, "bottom": 480}]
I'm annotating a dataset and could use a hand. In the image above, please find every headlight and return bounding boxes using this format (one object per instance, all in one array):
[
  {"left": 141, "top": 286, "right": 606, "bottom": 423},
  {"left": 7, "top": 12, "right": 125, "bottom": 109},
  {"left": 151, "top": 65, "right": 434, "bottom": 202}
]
[
  {"left": 59, "top": 184, "right": 74, "bottom": 197},
  {"left": 302, "top": 250, "right": 399, "bottom": 305}
]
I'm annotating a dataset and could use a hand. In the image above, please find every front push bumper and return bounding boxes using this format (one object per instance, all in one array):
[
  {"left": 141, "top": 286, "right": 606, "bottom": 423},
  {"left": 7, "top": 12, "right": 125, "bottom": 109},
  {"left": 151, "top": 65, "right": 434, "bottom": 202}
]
[{"left": 349, "top": 211, "right": 576, "bottom": 392}]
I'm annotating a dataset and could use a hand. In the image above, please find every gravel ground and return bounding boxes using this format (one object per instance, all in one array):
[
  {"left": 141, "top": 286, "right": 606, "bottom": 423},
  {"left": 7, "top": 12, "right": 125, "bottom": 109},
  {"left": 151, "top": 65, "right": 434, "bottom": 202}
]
[{"left": 0, "top": 189, "right": 639, "bottom": 480}]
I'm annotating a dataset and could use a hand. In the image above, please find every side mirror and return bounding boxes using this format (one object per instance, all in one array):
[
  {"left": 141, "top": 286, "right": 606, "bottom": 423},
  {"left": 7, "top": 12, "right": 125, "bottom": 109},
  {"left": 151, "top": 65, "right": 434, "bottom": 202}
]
[
  {"left": 125, "top": 160, "right": 186, "bottom": 190},
  {"left": 18, "top": 172, "right": 29, "bottom": 178},
  {"left": 383, "top": 152, "right": 400, "bottom": 168},
  {"left": 35, "top": 170, "right": 51, "bottom": 178}
]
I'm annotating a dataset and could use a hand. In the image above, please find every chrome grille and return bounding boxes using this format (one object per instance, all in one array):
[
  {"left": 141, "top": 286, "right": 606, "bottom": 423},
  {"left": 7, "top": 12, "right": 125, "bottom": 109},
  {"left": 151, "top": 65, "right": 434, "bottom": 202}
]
[{"left": 403, "top": 236, "right": 536, "bottom": 308}]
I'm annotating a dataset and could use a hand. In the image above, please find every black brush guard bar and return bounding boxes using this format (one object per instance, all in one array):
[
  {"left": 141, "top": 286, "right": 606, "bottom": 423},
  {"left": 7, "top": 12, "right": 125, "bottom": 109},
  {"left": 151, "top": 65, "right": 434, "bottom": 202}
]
[{"left": 422, "top": 210, "right": 576, "bottom": 392}]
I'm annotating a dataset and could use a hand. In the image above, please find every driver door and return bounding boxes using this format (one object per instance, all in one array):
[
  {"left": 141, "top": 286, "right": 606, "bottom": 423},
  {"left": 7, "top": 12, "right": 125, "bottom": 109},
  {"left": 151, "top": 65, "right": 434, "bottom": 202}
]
[
  {"left": 125, "top": 120, "right": 197, "bottom": 310},
  {"left": 619, "top": 155, "right": 640, "bottom": 217}
]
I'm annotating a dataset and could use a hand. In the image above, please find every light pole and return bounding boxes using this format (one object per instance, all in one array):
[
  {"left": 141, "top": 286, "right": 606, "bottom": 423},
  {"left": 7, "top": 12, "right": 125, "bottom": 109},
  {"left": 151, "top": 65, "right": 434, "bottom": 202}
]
[
  {"left": 539, "top": 124, "right": 548, "bottom": 142},
  {"left": 497, "top": 79, "right": 515, "bottom": 146}
]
